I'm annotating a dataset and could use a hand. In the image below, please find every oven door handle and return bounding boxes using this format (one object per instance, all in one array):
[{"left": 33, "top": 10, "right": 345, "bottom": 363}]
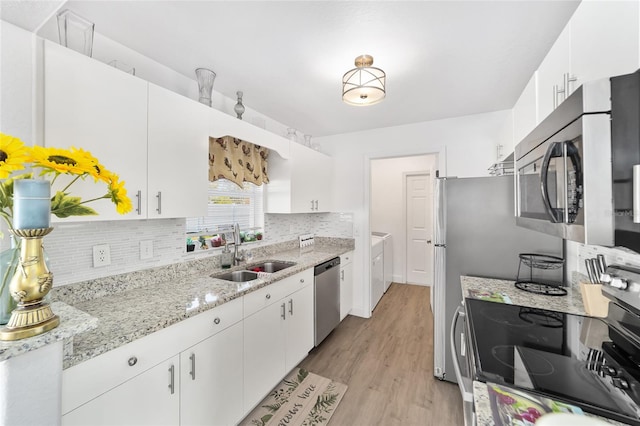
[
  {"left": 541, "top": 141, "right": 564, "bottom": 223},
  {"left": 450, "top": 305, "right": 474, "bottom": 403}
]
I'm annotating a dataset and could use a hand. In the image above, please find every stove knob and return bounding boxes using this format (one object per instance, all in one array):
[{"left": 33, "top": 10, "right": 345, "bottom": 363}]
[
  {"left": 610, "top": 277, "right": 629, "bottom": 290},
  {"left": 600, "top": 365, "right": 617, "bottom": 376},
  {"left": 613, "top": 377, "right": 630, "bottom": 390}
]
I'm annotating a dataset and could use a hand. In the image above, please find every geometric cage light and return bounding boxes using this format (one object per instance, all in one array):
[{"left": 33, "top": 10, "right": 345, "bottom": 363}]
[{"left": 342, "top": 54, "right": 386, "bottom": 106}]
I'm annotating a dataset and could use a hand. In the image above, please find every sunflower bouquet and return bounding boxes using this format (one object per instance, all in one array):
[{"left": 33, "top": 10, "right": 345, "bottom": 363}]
[
  {"left": 0, "top": 132, "right": 133, "bottom": 322},
  {"left": 0, "top": 132, "right": 133, "bottom": 235}
]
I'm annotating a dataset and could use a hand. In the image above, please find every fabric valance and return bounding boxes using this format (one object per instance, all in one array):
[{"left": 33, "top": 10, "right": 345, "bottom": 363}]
[{"left": 208, "top": 136, "right": 269, "bottom": 188}]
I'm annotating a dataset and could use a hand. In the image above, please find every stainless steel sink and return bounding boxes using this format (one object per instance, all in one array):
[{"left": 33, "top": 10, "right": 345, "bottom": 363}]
[
  {"left": 212, "top": 270, "right": 259, "bottom": 282},
  {"left": 246, "top": 261, "right": 296, "bottom": 273}
]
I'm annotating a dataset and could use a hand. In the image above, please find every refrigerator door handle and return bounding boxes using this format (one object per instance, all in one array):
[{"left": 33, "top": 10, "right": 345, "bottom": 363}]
[{"left": 450, "top": 305, "right": 474, "bottom": 403}]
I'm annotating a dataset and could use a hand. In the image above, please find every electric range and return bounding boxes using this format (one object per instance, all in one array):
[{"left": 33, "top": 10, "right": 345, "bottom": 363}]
[{"left": 465, "top": 266, "right": 640, "bottom": 425}]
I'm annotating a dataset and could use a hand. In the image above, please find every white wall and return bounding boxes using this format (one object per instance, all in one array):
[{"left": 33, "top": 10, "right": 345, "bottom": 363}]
[
  {"left": 318, "top": 109, "right": 513, "bottom": 317},
  {"left": 371, "top": 155, "right": 437, "bottom": 283}
]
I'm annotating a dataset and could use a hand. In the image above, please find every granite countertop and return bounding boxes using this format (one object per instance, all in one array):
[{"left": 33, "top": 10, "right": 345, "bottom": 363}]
[
  {"left": 461, "top": 275, "right": 586, "bottom": 315},
  {"left": 0, "top": 239, "right": 353, "bottom": 368},
  {"left": 0, "top": 302, "right": 97, "bottom": 362},
  {"left": 462, "top": 275, "right": 624, "bottom": 425},
  {"left": 63, "top": 244, "right": 352, "bottom": 369}
]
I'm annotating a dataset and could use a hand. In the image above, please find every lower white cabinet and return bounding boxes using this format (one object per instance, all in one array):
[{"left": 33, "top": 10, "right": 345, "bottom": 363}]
[
  {"left": 243, "top": 270, "right": 314, "bottom": 414},
  {"left": 340, "top": 252, "right": 354, "bottom": 321},
  {"left": 62, "top": 355, "right": 180, "bottom": 426},
  {"left": 180, "top": 321, "right": 244, "bottom": 426}
]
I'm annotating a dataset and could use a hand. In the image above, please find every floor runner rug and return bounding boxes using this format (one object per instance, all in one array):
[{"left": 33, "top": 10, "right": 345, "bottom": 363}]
[{"left": 240, "top": 368, "right": 348, "bottom": 426}]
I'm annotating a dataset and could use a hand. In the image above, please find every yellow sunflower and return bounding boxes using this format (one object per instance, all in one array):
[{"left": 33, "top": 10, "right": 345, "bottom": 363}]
[
  {"left": 74, "top": 147, "right": 114, "bottom": 184},
  {"left": 107, "top": 176, "right": 133, "bottom": 214},
  {"left": 28, "top": 146, "right": 96, "bottom": 177},
  {"left": 0, "top": 133, "right": 29, "bottom": 179}
]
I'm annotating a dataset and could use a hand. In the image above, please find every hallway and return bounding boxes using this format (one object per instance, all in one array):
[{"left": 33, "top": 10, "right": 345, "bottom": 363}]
[{"left": 299, "top": 283, "right": 464, "bottom": 425}]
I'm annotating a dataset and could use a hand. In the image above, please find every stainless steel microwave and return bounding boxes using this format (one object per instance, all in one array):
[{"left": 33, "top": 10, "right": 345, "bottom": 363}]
[{"left": 515, "top": 70, "right": 640, "bottom": 253}]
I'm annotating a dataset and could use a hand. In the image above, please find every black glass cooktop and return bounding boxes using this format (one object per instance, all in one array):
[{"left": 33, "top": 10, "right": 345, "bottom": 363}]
[{"left": 465, "top": 298, "right": 640, "bottom": 424}]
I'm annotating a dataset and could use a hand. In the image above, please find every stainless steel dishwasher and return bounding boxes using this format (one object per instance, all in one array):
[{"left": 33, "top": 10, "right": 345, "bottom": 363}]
[{"left": 314, "top": 257, "right": 341, "bottom": 346}]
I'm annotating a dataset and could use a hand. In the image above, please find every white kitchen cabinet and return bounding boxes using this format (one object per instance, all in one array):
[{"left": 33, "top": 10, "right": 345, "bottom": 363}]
[
  {"left": 180, "top": 321, "right": 243, "bottom": 426},
  {"left": 535, "top": 1, "right": 639, "bottom": 122},
  {"left": 243, "top": 269, "right": 314, "bottom": 413},
  {"left": 43, "top": 41, "right": 209, "bottom": 221},
  {"left": 43, "top": 41, "right": 148, "bottom": 221},
  {"left": 284, "top": 282, "right": 314, "bottom": 370},
  {"left": 340, "top": 251, "right": 354, "bottom": 321},
  {"left": 512, "top": 72, "right": 538, "bottom": 146},
  {"left": 62, "top": 355, "right": 180, "bottom": 426},
  {"left": 265, "top": 142, "right": 333, "bottom": 213},
  {"left": 570, "top": 0, "right": 639, "bottom": 90},
  {"left": 536, "top": 23, "right": 571, "bottom": 122},
  {"left": 147, "top": 83, "right": 209, "bottom": 218}
]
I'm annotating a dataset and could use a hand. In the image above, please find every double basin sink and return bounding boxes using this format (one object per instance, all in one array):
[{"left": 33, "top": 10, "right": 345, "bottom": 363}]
[{"left": 212, "top": 261, "right": 296, "bottom": 283}]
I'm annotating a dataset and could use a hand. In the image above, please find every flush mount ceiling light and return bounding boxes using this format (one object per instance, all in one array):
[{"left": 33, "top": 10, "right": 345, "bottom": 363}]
[{"left": 342, "top": 54, "right": 386, "bottom": 106}]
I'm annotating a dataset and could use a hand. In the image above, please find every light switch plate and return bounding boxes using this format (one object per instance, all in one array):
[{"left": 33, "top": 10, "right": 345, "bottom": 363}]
[
  {"left": 140, "top": 240, "right": 153, "bottom": 260},
  {"left": 93, "top": 244, "right": 111, "bottom": 267}
]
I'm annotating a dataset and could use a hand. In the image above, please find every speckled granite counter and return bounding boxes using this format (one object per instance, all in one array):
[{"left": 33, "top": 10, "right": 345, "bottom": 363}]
[
  {"left": 462, "top": 276, "right": 626, "bottom": 425},
  {"left": 0, "top": 302, "right": 97, "bottom": 362},
  {"left": 56, "top": 240, "right": 353, "bottom": 369},
  {"left": 461, "top": 275, "right": 586, "bottom": 316}
]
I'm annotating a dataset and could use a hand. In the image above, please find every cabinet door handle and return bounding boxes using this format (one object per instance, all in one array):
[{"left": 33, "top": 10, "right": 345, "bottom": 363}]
[
  {"left": 300, "top": 278, "right": 304, "bottom": 284},
  {"left": 315, "top": 200, "right": 319, "bottom": 210},
  {"left": 214, "top": 317, "right": 221, "bottom": 325},
  {"left": 168, "top": 364, "right": 175, "bottom": 394},
  {"left": 310, "top": 200, "right": 314, "bottom": 211},
  {"left": 189, "top": 353, "right": 196, "bottom": 380},
  {"left": 289, "top": 298, "right": 293, "bottom": 316},
  {"left": 341, "top": 270, "right": 344, "bottom": 280},
  {"left": 156, "top": 191, "right": 162, "bottom": 214},
  {"left": 554, "top": 84, "right": 565, "bottom": 109},
  {"left": 281, "top": 302, "right": 286, "bottom": 320},
  {"left": 128, "top": 356, "right": 138, "bottom": 367},
  {"left": 266, "top": 293, "right": 271, "bottom": 300},
  {"left": 135, "top": 190, "right": 142, "bottom": 215},
  {"left": 564, "top": 73, "right": 577, "bottom": 98}
]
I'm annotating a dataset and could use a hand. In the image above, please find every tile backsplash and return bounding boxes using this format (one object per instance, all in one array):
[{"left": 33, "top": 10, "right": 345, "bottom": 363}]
[
  {"left": 577, "top": 243, "right": 640, "bottom": 278},
  {"left": 44, "top": 212, "right": 353, "bottom": 287}
]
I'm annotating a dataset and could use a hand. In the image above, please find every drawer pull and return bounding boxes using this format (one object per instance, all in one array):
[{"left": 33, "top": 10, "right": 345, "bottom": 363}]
[
  {"left": 266, "top": 294, "right": 271, "bottom": 299},
  {"left": 214, "top": 317, "right": 221, "bottom": 325},
  {"left": 189, "top": 353, "right": 196, "bottom": 380},
  {"left": 300, "top": 279, "right": 304, "bottom": 284},
  {"left": 128, "top": 356, "right": 138, "bottom": 367},
  {"left": 281, "top": 303, "right": 286, "bottom": 320}
]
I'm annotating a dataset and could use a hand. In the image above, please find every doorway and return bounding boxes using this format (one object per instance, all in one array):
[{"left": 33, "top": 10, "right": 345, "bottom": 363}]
[
  {"left": 405, "top": 172, "right": 433, "bottom": 286},
  {"left": 370, "top": 155, "right": 436, "bottom": 291}
]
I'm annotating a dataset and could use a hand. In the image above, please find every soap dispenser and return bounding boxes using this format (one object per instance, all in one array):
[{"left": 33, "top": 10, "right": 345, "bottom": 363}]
[{"left": 221, "top": 243, "right": 233, "bottom": 269}]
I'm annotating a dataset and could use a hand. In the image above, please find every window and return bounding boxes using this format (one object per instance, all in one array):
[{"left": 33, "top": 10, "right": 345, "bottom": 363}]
[{"left": 186, "top": 180, "right": 264, "bottom": 234}]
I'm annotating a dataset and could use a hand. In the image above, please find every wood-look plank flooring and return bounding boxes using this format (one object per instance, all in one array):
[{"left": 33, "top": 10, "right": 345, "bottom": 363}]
[{"left": 299, "top": 283, "right": 464, "bottom": 426}]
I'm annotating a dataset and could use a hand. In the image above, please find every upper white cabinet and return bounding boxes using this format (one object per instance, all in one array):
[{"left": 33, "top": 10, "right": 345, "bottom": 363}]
[
  {"left": 512, "top": 72, "right": 538, "bottom": 145},
  {"left": 265, "top": 142, "right": 333, "bottom": 213},
  {"left": 147, "top": 84, "right": 209, "bottom": 218},
  {"left": 43, "top": 41, "right": 209, "bottom": 221},
  {"left": 536, "top": 24, "right": 571, "bottom": 122},
  {"left": 570, "top": 0, "right": 639, "bottom": 88},
  {"left": 536, "top": 1, "right": 639, "bottom": 122},
  {"left": 43, "top": 41, "right": 148, "bottom": 222}
]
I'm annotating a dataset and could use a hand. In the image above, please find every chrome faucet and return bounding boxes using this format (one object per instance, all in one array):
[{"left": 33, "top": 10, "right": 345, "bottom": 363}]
[{"left": 232, "top": 223, "right": 243, "bottom": 265}]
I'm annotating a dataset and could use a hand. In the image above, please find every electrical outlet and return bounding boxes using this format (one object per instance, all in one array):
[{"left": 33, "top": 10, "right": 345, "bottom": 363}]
[
  {"left": 93, "top": 244, "right": 111, "bottom": 267},
  {"left": 140, "top": 240, "right": 153, "bottom": 260}
]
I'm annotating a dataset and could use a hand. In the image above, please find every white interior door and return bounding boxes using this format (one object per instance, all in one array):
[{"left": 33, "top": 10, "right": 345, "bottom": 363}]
[{"left": 406, "top": 173, "right": 433, "bottom": 285}]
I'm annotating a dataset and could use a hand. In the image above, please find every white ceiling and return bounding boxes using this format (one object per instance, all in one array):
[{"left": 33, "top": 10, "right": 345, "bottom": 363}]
[{"left": 1, "top": 1, "right": 580, "bottom": 137}]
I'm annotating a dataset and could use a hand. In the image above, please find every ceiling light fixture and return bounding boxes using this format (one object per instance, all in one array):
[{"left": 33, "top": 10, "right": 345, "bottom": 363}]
[{"left": 342, "top": 54, "right": 386, "bottom": 106}]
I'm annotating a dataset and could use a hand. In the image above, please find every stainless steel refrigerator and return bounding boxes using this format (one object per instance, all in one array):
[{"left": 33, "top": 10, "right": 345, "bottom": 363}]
[{"left": 432, "top": 175, "right": 562, "bottom": 383}]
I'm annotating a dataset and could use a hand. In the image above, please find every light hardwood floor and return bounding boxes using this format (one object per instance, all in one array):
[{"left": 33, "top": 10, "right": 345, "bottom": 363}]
[{"left": 299, "top": 283, "right": 464, "bottom": 426}]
